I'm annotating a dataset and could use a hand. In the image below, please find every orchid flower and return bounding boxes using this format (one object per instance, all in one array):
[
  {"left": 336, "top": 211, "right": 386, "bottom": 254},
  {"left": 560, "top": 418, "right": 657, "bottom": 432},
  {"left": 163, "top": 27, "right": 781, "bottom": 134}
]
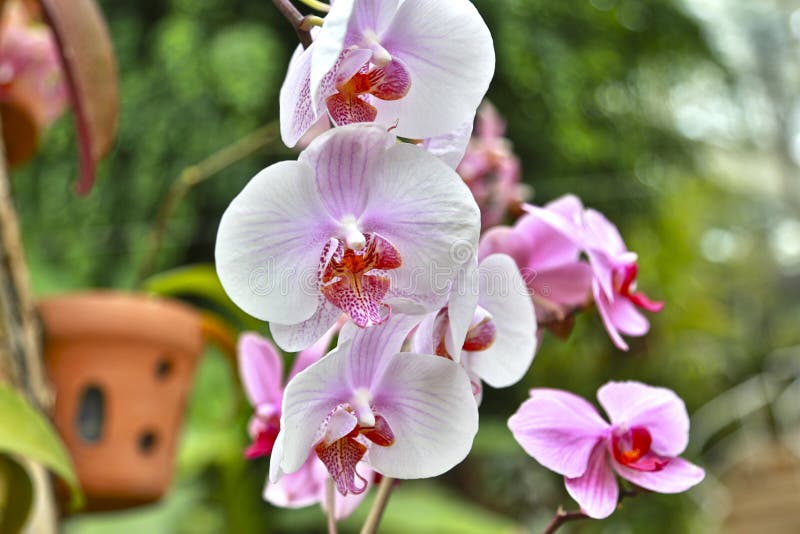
[
  {"left": 0, "top": 1, "right": 67, "bottom": 127},
  {"left": 479, "top": 195, "right": 593, "bottom": 333},
  {"left": 216, "top": 123, "right": 480, "bottom": 352},
  {"left": 457, "top": 102, "right": 525, "bottom": 228},
  {"left": 523, "top": 195, "right": 663, "bottom": 350},
  {"left": 270, "top": 315, "right": 478, "bottom": 496},
  {"left": 279, "top": 0, "right": 495, "bottom": 147},
  {"left": 414, "top": 254, "right": 537, "bottom": 402},
  {"left": 238, "top": 328, "right": 371, "bottom": 519},
  {"left": 508, "top": 381, "right": 705, "bottom": 519}
]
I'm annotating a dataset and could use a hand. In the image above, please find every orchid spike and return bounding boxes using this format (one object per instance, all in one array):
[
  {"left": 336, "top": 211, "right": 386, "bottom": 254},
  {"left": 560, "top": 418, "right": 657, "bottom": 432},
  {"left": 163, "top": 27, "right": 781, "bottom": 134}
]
[
  {"left": 414, "top": 253, "right": 537, "bottom": 402},
  {"left": 216, "top": 123, "right": 480, "bottom": 352},
  {"left": 522, "top": 195, "right": 663, "bottom": 349},
  {"left": 279, "top": 0, "right": 495, "bottom": 147},
  {"left": 270, "top": 315, "right": 478, "bottom": 496},
  {"left": 508, "top": 381, "right": 705, "bottom": 519}
]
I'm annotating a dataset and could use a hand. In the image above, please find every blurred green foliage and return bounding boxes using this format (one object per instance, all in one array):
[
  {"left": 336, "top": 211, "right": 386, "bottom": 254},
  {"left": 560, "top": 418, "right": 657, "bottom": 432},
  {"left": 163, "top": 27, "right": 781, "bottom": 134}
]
[{"left": 10, "top": 0, "right": 800, "bottom": 532}]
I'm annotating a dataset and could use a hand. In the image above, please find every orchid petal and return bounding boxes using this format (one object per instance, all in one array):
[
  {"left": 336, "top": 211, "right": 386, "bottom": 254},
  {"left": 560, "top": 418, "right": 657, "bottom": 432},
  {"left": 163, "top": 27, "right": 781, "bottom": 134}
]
[
  {"left": 375, "top": 0, "right": 495, "bottom": 139},
  {"left": 346, "top": 313, "right": 421, "bottom": 389},
  {"left": 361, "top": 142, "right": 480, "bottom": 311},
  {"left": 271, "top": 299, "right": 342, "bottom": 353},
  {"left": 238, "top": 333, "right": 283, "bottom": 408},
  {"left": 310, "top": 0, "right": 355, "bottom": 112},
  {"left": 368, "top": 353, "right": 478, "bottom": 479},
  {"left": 280, "top": 43, "right": 321, "bottom": 148},
  {"left": 598, "top": 381, "right": 690, "bottom": 457},
  {"left": 583, "top": 208, "right": 627, "bottom": 257},
  {"left": 216, "top": 161, "right": 337, "bottom": 325},
  {"left": 274, "top": 343, "right": 354, "bottom": 478},
  {"left": 264, "top": 453, "right": 323, "bottom": 509},
  {"left": 299, "top": 123, "right": 396, "bottom": 221},
  {"left": 593, "top": 280, "right": 629, "bottom": 351},
  {"left": 422, "top": 120, "right": 473, "bottom": 169},
  {"left": 466, "top": 254, "right": 537, "bottom": 388},
  {"left": 565, "top": 442, "right": 619, "bottom": 519},
  {"left": 508, "top": 389, "right": 609, "bottom": 478},
  {"left": 613, "top": 457, "right": 705, "bottom": 494},
  {"left": 446, "top": 258, "right": 480, "bottom": 361},
  {"left": 289, "top": 321, "right": 341, "bottom": 379}
]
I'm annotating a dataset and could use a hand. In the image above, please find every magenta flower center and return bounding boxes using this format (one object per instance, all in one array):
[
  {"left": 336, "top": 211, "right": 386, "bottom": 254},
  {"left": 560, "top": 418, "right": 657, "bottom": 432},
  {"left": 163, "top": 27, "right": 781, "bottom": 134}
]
[
  {"left": 611, "top": 426, "right": 669, "bottom": 472},
  {"left": 326, "top": 56, "right": 411, "bottom": 126},
  {"left": 614, "top": 263, "right": 664, "bottom": 313},
  {"left": 321, "top": 233, "right": 402, "bottom": 328},
  {"left": 245, "top": 413, "right": 280, "bottom": 460},
  {"left": 315, "top": 414, "right": 395, "bottom": 496}
]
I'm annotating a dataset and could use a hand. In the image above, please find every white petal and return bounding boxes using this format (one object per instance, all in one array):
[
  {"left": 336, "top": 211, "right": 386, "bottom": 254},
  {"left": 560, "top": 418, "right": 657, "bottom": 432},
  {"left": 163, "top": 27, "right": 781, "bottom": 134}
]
[
  {"left": 360, "top": 142, "right": 481, "bottom": 313},
  {"left": 374, "top": 0, "right": 495, "bottom": 138},
  {"left": 216, "top": 161, "right": 337, "bottom": 324},
  {"left": 280, "top": 43, "right": 322, "bottom": 148},
  {"left": 310, "top": 0, "right": 354, "bottom": 112},
  {"left": 270, "top": 300, "right": 342, "bottom": 352},
  {"left": 422, "top": 120, "right": 474, "bottom": 169},
  {"left": 298, "top": 123, "right": 396, "bottom": 221},
  {"left": 368, "top": 353, "right": 478, "bottom": 479},
  {"left": 276, "top": 344, "right": 353, "bottom": 477},
  {"left": 446, "top": 258, "right": 480, "bottom": 361},
  {"left": 466, "top": 254, "right": 537, "bottom": 388},
  {"left": 346, "top": 314, "right": 422, "bottom": 388}
]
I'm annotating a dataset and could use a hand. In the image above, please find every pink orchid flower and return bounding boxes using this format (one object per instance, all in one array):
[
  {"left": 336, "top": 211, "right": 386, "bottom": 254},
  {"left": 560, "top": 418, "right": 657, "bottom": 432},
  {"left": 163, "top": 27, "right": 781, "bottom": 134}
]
[
  {"left": 238, "top": 328, "right": 372, "bottom": 519},
  {"left": 270, "top": 315, "right": 478, "bottom": 496},
  {"left": 523, "top": 195, "right": 663, "bottom": 350},
  {"left": 414, "top": 254, "right": 537, "bottom": 402},
  {"left": 279, "top": 0, "right": 495, "bottom": 147},
  {"left": 216, "top": 124, "right": 480, "bottom": 352},
  {"left": 479, "top": 195, "right": 593, "bottom": 330},
  {"left": 457, "top": 102, "right": 525, "bottom": 228},
  {"left": 0, "top": 2, "right": 67, "bottom": 127},
  {"left": 508, "top": 381, "right": 705, "bottom": 519}
]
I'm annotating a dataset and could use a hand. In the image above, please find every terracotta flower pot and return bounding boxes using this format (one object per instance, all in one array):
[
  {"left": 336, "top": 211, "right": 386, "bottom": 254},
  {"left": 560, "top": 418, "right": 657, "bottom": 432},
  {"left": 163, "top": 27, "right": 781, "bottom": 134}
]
[{"left": 38, "top": 292, "right": 205, "bottom": 511}]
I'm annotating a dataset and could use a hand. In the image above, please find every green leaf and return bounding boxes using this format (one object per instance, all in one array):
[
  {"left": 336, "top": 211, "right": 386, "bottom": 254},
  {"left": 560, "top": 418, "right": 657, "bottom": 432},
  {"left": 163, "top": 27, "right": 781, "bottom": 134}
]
[
  {"left": 0, "top": 455, "right": 34, "bottom": 534},
  {"left": 0, "top": 386, "right": 83, "bottom": 509},
  {"left": 142, "top": 263, "right": 261, "bottom": 332}
]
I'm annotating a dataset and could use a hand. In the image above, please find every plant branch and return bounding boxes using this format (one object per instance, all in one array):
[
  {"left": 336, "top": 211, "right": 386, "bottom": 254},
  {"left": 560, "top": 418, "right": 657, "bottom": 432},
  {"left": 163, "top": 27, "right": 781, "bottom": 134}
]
[
  {"left": 540, "top": 486, "right": 643, "bottom": 534},
  {"left": 272, "top": 0, "right": 314, "bottom": 48},
  {"left": 326, "top": 477, "right": 338, "bottom": 534},
  {"left": 540, "top": 506, "right": 588, "bottom": 534},
  {"left": 136, "top": 122, "right": 280, "bottom": 284},
  {"left": 360, "top": 476, "right": 395, "bottom": 534}
]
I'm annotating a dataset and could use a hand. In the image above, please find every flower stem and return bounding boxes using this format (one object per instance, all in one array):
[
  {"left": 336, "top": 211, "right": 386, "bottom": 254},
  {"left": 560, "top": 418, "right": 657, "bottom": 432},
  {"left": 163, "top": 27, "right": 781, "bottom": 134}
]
[
  {"left": 360, "top": 476, "right": 395, "bottom": 534},
  {"left": 540, "top": 506, "right": 588, "bottom": 534},
  {"left": 136, "top": 122, "right": 281, "bottom": 284},
  {"left": 326, "top": 477, "right": 338, "bottom": 534},
  {"left": 297, "top": 0, "right": 331, "bottom": 13},
  {"left": 271, "top": 0, "right": 313, "bottom": 48}
]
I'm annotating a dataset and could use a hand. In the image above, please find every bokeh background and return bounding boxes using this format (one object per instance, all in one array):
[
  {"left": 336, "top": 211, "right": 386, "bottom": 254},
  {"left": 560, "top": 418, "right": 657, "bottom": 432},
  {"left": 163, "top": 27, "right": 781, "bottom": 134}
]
[{"left": 12, "top": 0, "right": 800, "bottom": 532}]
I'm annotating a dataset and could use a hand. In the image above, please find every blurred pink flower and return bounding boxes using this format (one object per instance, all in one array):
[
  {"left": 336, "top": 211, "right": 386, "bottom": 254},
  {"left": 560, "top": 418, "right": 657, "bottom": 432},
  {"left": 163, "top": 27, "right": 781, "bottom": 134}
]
[
  {"left": 508, "top": 381, "right": 704, "bottom": 519},
  {"left": 0, "top": 2, "right": 67, "bottom": 126},
  {"left": 524, "top": 195, "right": 663, "bottom": 350},
  {"left": 457, "top": 102, "right": 526, "bottom": 229},
  {"left": 479, "top": 195, "right": 592, "bottom": 332}
]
